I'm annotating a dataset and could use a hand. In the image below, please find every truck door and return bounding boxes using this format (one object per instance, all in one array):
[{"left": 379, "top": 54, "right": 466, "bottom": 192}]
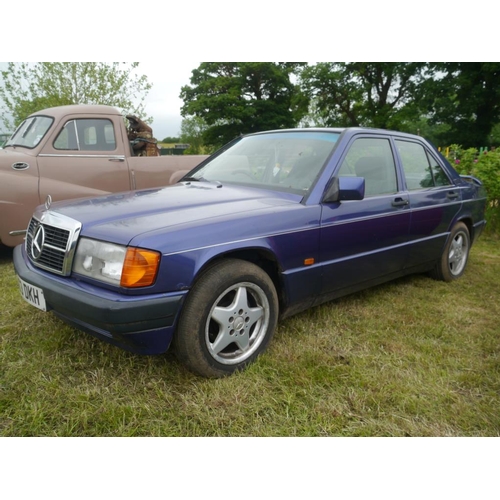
[{"left": 37, "top": 116, "right": 131, "bottom": 203}]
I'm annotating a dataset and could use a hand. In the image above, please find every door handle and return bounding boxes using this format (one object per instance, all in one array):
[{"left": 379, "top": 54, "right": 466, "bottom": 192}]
[
  {"left": 447, "top": 191, "right": 459, "bottom": 200},
  {"left": 392, "top": 197, "right": 409, "bottom": 207},
  {"left": 12, "top": 162, "right": 30, "bottom": 170}
]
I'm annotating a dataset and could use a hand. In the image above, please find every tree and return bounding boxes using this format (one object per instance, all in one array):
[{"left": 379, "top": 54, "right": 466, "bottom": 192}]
[
  {"left": 300, "top": 63, "right": 425, "bottom": 130},
  {"left": 179, "top": 116, "right": 211, "bottom": 154},
  {"left": 489, "top": 122, "right": 500, "bottom": 145},
  {"left": 0, "top": 62, "right": 152, "bottom": 130},
  {"left": 161, "top": 136, "right": 181, "bottom": 143},
  {"left": 420, "top": 63, "right": 500, "bottom": 147},
  {"left": 180, "top": 63, "right": 308, "bottom": 147}
]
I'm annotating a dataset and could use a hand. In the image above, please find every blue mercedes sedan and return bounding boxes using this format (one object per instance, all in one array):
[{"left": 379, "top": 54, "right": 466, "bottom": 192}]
[{"left": 14, "top": 128, "right": 487, "bottom": 377}]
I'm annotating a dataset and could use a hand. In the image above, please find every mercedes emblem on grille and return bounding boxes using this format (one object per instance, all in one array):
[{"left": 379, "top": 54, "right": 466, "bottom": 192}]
[{"left": 32, "top": 224, "right": 45, "bottom": 261}]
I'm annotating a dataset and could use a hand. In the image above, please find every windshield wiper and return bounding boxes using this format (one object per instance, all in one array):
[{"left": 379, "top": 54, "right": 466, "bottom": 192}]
[
  {"left": 21, "top": 119, "right": 35, "bottom": 139},
  {"left": 183, "top": 176, "right": 223, "bottom": 187},
  {"left": 182, "top": 176, "right": 203, "bottom": 182}
]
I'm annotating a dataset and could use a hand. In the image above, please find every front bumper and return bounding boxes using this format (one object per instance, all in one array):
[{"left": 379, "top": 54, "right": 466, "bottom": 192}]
[{"left": 13, "top": 244, "right": 187, "bottom": 354}]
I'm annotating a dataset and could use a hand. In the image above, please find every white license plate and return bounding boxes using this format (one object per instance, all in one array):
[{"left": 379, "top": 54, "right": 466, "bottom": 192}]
[{"left": 18, "top": 277, "right": 47, "bottom": 312}]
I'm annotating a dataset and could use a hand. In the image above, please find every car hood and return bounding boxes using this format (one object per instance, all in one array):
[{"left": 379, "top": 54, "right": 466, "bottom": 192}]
[{"left": 50, "top": 182, "right": 304, "bottom": 247}]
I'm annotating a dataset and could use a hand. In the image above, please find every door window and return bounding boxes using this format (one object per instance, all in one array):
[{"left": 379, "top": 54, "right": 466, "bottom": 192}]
[
  {"left": 54, "top": 119, "right": 116, "bottom": 151},
  {"left": 338, "top": 137, "right": 398, "bottom": 196},
  {"left": 396, "top": 140, "right": 451, "bottom": 190}
]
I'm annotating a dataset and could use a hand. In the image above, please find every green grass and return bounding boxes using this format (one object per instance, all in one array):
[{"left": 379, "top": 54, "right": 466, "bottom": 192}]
[{"left": 1, "top": 238, "right": 499, "bottom": 436}]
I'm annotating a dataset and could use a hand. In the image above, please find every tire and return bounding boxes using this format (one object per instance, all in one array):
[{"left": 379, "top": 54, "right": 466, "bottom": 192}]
[
  {"left": 174, "top": 259, "right": 279, "bottom": 378},
  {"left": 431, "top": 222, "right": 470, "bottom": 282}
]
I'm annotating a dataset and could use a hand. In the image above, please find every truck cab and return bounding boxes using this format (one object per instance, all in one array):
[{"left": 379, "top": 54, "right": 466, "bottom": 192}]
[{"left": 0, "top": 105, "right": 208, "bottom": 246}]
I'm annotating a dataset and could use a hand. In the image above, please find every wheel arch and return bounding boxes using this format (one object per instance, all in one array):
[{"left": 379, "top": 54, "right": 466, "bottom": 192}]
[
  {"left": 454, "top": 216, "right": 473, "bottom": 241},
  {"left": 191, "top": 246, "right": 287, "bottom": 314}
]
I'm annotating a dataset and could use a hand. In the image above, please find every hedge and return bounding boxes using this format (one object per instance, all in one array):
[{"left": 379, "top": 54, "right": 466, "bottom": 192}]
[{"left": 443, "top": 145, "right": 500, "bottom": 234}]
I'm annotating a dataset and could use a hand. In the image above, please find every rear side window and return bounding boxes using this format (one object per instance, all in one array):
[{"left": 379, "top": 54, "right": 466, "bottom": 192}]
[
  {"left": 54, "top": 119, "right": 116, "bottom": 151},
  {"left": 396, "top": 140, "right": 451, "bottom": 190}
]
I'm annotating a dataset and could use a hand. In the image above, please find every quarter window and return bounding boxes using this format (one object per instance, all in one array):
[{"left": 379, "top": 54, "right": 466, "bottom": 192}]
[{"left": 396, "top": 140, "right": 451, "bottom": 190}]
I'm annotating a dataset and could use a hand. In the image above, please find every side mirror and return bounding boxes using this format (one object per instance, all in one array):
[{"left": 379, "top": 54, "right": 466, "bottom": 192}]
[{"left": 323, "top": 176, "right": 365, "bottom": 203}]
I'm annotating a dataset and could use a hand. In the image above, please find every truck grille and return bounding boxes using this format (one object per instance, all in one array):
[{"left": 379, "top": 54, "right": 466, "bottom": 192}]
[{"left": 25, "top": 211, "right": 82, "bottom": 276}]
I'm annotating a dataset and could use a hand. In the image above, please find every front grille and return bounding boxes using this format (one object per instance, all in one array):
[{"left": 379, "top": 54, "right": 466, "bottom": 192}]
[
  {"left": 27, "top": 223, "right": 68, "bottom": 272},
  {"left": 26, "top": 211, "right": 82, "bottom": 276},
  {"left": 45, "top": 225, "right": 71, "bottom": 247}
]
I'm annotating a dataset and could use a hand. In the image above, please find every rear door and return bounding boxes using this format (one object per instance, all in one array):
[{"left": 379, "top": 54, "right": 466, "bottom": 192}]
[
  {"left": 318, "top": 135, "right": 411, "bottom": 301},
  {"left": 394, "top": 139, "right": 462, "bottom": 269}
]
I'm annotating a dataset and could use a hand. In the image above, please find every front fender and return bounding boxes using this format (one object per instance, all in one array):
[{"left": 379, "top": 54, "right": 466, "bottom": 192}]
[{"left": 0, "top": 152, "right": 40, "bottom": 246}]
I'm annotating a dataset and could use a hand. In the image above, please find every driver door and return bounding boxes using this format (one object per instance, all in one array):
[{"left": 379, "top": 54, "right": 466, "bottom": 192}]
[
  {"left": 318, "top": 135, "right": 411, "bottom": 302},
  {"left": 37, "top": 116, "right": 131, "bottom": 204}
]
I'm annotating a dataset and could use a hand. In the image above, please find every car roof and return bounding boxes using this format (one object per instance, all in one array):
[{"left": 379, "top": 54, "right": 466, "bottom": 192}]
[{"left": 249, "top": 127, "right": 426, "bottom": 142}]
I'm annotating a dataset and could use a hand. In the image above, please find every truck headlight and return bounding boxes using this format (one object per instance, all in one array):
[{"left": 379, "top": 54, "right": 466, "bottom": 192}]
[{"left": 73, "top": 238, "right": 160, "bottom": 288}]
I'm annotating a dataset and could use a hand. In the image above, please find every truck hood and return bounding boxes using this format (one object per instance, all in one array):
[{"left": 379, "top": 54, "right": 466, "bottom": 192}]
[{"left": 50, "top": 182, "right": 304, "bottom": 247}]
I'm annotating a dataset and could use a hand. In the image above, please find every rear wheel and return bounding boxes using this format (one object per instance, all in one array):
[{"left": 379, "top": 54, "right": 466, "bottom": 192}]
[
  {"left": 174, "top": 259, "right": 279, "bottom": 378},
  {"left": 431, "top": 222, "right": 470, "bottom": 282}
]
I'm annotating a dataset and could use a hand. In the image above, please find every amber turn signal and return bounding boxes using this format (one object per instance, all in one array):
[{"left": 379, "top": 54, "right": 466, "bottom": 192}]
[{"left": 120, "top": 248, "right": 160, "bottom": 288}]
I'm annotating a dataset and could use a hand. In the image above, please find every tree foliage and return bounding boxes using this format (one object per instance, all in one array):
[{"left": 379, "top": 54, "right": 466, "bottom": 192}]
[
  {"left": 0, "top": 62, "right": 152, "bottom": 130},
  {"left": 450, "top": 145, "right": 500, "bottom": 232},
  {"left": 179, "top": 116, "right": 211, "bottom": 154},
  {"left": 180, "top": 63, "right": 308, "bottom": 147},
  {"left": 300, "top": 62, "right": 425, "bottom": 131},
  {"left": 419, "top": 63, "right": 500, "bottom": 148}
]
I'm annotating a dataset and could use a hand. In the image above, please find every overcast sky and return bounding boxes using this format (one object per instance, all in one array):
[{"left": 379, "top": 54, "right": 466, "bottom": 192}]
[{"left": 134, "top": 61, "right": 200, "bottom": 139}]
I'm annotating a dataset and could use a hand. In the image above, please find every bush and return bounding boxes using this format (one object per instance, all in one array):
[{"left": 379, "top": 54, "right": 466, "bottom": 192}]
[{"left": 445, "top": 145, "right": 500, "bottom": 234}]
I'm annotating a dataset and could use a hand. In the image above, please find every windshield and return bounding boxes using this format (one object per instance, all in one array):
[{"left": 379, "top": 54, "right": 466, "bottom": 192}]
[
  {"left": 188, "top": 131, "right": 340, "bottom": 194},
  {"left": 6, "top": 115, "right": 54, "bottom": 148}
]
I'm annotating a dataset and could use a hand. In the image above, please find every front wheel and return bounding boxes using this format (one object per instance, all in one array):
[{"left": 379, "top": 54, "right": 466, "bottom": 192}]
[
  {"left": 174, "top": 259, "right": 279, "bottom": 378},
  {"left": 431, "top": 222, "right": 470, "bottom": 282}
]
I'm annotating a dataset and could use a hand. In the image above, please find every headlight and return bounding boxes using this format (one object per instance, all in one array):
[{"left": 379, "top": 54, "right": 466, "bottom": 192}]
[{"left": 73, "top": 238, "right": 160, "bottom": 288}]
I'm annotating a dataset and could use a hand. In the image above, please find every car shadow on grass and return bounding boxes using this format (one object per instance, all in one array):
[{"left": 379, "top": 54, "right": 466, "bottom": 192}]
[{"left": 0, "top": 243, "right": 14, "bottom": 263}]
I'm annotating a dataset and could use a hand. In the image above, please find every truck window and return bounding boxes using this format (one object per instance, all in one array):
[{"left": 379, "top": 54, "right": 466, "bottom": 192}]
[{"left": 54, "top": 119, "right": 117, "bottom": 151}]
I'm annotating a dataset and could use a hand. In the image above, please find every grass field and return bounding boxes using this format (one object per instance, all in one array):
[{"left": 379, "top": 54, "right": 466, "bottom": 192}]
[{"left": 1, "top": 237, "right": 499, "bottom": 437}]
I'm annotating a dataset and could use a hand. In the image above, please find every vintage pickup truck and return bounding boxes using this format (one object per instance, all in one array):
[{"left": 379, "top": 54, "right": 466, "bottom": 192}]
[{"left": 0, "top": 104, "right": 208, "bottom": 247}]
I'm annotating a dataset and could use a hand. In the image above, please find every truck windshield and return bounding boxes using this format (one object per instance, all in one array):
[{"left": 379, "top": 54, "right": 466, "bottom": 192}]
[
  {"left": 5, "top": 115, "right": 54, "bottom": 149},
  {"left": 188, "top": 131, "right": 340, "bottom": 194}
]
